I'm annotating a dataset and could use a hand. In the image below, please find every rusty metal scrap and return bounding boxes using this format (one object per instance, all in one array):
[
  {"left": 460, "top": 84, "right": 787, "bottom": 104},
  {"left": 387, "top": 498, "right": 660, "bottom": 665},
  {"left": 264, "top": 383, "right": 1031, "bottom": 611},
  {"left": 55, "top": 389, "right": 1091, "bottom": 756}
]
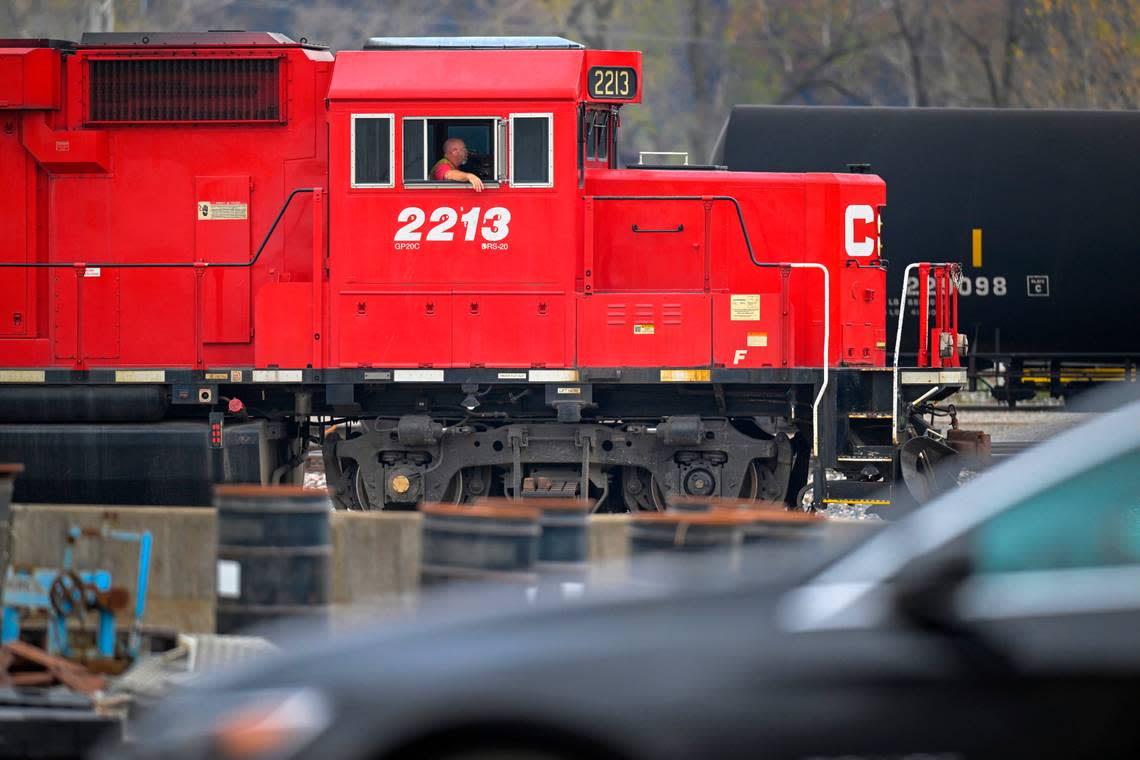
[{"left": 1, "top": 640, "right": 107, "bottom": 695}]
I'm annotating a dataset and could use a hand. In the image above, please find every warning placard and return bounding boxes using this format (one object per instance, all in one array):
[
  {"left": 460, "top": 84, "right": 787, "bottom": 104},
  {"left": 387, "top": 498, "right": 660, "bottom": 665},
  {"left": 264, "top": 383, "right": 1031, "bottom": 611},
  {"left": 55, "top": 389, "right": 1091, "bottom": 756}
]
[
  {"left": 197, "top": 201, "right": 248, "bottom": 221},
  {"left": 730, "top": 294, "right": 760, "bottom": 321}
]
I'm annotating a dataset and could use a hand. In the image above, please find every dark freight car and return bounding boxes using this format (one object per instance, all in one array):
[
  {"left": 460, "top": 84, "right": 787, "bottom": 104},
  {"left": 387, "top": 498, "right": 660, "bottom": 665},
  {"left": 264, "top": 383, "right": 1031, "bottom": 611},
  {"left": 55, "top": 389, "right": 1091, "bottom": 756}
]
[{"left": 713, "top": 106, "right": 1140, "bottom": 400}]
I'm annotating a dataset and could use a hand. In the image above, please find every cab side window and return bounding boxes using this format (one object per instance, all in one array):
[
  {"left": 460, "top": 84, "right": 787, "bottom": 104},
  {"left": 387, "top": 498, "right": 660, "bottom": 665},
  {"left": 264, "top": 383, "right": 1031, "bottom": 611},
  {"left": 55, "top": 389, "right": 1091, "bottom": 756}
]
[
  {"left": 971, "top": 449, "right": 1140, "bottom": 573},
  {"left": 351, "top": 114, "right": 393, "bottom": 188},
  {"left": 510, "top": 114, "right": 552, "bottom": 187},
  {"left": 403, "top": 117, "right": 499, "bottom": 184}
]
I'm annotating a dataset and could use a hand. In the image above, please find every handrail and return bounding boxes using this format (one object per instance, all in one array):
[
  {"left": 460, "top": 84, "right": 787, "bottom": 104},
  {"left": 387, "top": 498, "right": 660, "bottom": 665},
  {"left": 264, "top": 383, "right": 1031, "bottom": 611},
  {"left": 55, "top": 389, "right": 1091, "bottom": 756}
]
[
  {"left": 755, "top": 262, "right": 830, "bottom": 459},
  {"left": 0, "top": 187, "right": 317, "bottom": 269},
  {"left": 892, "top": 261, "right": 959, "bottom": 444}
]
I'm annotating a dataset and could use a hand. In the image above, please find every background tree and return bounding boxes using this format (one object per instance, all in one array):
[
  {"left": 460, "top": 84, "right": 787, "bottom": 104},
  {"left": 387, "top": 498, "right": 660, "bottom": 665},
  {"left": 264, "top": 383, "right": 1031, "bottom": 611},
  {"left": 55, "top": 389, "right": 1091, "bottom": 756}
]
[{"left": 3, "top": 0, "right": 1136, "bottom": 162}]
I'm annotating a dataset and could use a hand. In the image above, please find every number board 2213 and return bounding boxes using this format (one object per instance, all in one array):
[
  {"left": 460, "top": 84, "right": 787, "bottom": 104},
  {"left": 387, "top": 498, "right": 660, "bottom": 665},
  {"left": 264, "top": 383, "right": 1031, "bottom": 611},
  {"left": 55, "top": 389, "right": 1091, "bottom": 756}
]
[{"left": 587, "top": 66, "right": 638, "bottom": 100}]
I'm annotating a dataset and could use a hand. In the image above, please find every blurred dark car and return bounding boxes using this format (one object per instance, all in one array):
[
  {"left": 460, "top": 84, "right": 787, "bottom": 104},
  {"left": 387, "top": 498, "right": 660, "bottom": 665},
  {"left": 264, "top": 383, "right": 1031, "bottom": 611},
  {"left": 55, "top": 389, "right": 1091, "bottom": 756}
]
[{"left": 110, "top": 399, "right": 1140, "bottom": 760}]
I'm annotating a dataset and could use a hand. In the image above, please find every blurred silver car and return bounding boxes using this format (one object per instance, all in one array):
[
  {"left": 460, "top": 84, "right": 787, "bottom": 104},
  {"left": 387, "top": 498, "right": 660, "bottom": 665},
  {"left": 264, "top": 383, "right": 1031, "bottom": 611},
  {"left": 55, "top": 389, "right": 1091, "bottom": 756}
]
[{"left": 109, "top": 397, "right": 1140, "bottom": 760}]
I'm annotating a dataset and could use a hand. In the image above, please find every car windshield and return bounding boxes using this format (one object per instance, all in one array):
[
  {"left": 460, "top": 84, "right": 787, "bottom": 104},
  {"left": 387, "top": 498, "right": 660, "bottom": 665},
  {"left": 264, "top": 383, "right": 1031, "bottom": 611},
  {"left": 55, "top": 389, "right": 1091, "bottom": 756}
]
[{"left": 810, "top": 395, "right": 1140, "bottom": 587}]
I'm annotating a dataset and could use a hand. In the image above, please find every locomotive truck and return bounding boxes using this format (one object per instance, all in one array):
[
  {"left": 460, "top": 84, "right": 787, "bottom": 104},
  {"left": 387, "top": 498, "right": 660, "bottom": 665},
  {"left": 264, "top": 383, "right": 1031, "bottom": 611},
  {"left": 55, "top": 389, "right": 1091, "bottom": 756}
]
[{"left": 0, "top": 33, "right": 975, "bottom": 513}]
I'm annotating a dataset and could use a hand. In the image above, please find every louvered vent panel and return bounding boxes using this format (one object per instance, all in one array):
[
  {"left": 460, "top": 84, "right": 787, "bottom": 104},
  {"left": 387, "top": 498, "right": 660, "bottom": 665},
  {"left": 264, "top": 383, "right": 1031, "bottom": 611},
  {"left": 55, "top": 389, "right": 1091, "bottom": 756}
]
[{"left": 88, "top": 58, "right": 282, "bottom": 123}]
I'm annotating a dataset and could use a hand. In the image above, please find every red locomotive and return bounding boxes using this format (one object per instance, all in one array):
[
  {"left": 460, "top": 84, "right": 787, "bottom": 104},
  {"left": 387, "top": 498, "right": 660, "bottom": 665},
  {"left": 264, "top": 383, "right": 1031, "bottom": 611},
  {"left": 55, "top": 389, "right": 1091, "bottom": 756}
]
[{"left": 0, "top": 32, "right": 972, "bottom": 512}]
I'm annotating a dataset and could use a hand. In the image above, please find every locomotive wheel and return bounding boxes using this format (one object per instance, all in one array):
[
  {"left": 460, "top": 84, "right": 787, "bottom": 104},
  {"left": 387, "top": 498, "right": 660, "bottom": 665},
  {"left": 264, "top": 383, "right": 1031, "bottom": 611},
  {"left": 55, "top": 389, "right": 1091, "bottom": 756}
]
[
  {"left": 440, "top": 469, "right": 464, "bottom": 504},
  {"left": 352, "top": 465, "right": 371, "bottom": 509},
  {"left": 739, "top": 460, "right": 761, "bottom": 501},
  {"left": 461, "top": 466, "right": 494, "bottom": 501},
  {"left": 49, "top": 571, "right": 88, "bottom": 618},
  {"left": 649, "top": 474, "right": 668, "bottom": 511},
  {"left": 323, "top": 427, "right": 363, "bottom": 510}
]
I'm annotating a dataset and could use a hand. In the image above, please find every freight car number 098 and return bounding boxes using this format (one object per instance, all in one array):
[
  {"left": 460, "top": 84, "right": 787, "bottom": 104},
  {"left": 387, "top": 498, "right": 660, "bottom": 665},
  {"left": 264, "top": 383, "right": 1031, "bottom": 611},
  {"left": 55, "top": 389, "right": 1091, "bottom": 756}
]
[{"left": 909, "top": 275, "right": 1007, "bottom": 297}]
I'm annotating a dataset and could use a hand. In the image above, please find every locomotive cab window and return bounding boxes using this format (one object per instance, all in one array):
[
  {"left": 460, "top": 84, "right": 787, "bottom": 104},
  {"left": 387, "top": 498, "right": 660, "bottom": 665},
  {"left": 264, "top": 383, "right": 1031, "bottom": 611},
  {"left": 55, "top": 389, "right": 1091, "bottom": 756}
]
[
  {"left": 403, "top": 117, "right": 501, "bottom": 187},
  {"left": 351, "top": 114, "right": 394, "bottom": 188},
  {"left": 510, "top": 114, "right": 553, "bottom": 188}
]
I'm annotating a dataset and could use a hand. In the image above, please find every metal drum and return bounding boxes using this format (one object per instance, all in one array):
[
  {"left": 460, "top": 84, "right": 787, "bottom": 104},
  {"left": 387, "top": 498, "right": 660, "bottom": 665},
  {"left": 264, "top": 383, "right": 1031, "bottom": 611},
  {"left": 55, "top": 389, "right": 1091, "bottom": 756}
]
[
  {"left": 629, "top": 512, "right": 752, "bottom": 580},
  {"left": 738, "top": 509, "right": 826, "bottom": 578},
  {"left": 530, "top": 498, "right": 593, "bottom": 569},
  {"left": 665, "top": 496, "right": 788, "bottom": 513},
  {"left": 0, "top": 464, "right": 22, "bottom": 572},
  {"left": 215, "top": 484, "right": 331, "bottom": 635},
  {"left": 664, "top": 495, "right": 717, "bottom": 513},
  {"left": 420, "top": 502, "right": 540, "bottom": 586}
]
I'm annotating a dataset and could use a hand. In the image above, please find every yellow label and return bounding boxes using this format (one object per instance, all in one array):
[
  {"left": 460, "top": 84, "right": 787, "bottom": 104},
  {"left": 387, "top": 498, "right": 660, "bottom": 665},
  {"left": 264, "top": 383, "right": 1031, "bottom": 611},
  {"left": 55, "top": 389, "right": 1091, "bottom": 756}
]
[
  {"left": 0, "top": 370, "right": 45, "bottom": 383},
  {"left": 556, "top": 387, "right": 582, "bottom": 395},
  {"left": 730, "top": 294, "right": 760, "bottom": 321},
  {"left": 204, "top": 372, "right": 229, "bottom": 380},
  {"left": 115, "top": 370, "right": 166, "bottom": 383},
  {"left": 231, "top": 370, "right": 244, "bottom": 383},
  {"left": 660, "top": 369, "right": 711, "bottom": 382},
  {"left": 198, "top": 201, "right": 248, "bottom": 221},
  {"left": 746, "top": 332, "right": 768, "bottom": 347},
  {"left": 633, "top": 323, "right": 655, "bottom": 335}
]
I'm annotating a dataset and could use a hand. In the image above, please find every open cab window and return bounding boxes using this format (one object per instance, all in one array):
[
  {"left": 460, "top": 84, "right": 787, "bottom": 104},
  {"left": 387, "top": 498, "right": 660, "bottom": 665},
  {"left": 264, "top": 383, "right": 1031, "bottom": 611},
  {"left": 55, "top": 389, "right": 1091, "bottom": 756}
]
[
  {"left": 351, "top": 114, "right": 394, "bottom": 188},
  {"left": 403, "top": 117, "right": 502, "bottom": 188}
]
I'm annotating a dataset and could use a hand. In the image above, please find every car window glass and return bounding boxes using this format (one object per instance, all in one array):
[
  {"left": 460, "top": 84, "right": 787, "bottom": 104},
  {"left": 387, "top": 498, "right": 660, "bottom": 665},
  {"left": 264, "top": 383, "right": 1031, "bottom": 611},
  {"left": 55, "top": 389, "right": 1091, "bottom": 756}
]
[{"left": 972, "top": 449, "right": 1140, "bottom": 574}]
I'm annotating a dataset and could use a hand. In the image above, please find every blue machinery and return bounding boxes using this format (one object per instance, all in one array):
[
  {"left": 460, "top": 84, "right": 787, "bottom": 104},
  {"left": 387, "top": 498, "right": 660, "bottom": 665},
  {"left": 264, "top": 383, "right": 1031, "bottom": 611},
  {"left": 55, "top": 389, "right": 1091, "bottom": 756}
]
[{"left": 1, "top": 525, "right": 153, "bottom": 661}]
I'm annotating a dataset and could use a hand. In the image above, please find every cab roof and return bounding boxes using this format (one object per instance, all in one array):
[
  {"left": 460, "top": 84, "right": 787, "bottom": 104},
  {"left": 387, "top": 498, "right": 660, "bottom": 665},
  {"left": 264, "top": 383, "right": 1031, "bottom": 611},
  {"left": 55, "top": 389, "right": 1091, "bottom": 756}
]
[
  {"left": 363, "top": 36, "right": 582, "bottom": 50},
  {"left": 327, "top": 48, "right": 586, "bottom": 101}
]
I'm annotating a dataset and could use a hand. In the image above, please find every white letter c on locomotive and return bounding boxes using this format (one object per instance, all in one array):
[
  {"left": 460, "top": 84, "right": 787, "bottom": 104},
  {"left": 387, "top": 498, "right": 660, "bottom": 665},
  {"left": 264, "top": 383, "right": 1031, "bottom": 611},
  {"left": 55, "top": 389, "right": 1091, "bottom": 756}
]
[{"left": 844, "top": 204, "right": 875, "bottom": 257}]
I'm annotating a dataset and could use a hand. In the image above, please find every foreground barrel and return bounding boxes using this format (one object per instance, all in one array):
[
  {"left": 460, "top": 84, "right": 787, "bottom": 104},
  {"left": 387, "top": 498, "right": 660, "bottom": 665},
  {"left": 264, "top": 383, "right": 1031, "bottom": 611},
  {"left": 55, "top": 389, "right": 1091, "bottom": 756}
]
[
  {"left": 0, "top": 464, "right": 23, "bottom": 572},
  {"left": 630, "top": 511, "right": 753, "bottom": 554},
  {"left": 738, "top": 508, "right": 826, "bottom": 578},
  {"left": 215, "top": 485, "right": 331, "bottom": 634},
  {"left": 629, "top": 511, "right": 752, "bottom": 581},
  {"left": 420, "top": 502, "right": 540, "bottom": 586}
]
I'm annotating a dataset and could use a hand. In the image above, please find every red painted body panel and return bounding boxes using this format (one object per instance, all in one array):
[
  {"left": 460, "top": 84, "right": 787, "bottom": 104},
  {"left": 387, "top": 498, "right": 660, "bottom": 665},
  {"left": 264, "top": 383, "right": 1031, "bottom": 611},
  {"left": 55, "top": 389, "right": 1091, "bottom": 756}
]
[
  {"left": 0, "top": 48, "right": 61, "bottom": 109},
  {"left": 584, "top": 170, "right": 886, "bottom": 368},
  {"left": 0, "top": 37, "right": 917, "bottom": 377},
  {"left": 577, "top": 293, "right": 710, "bottom": 367},
  {"left": 0, "top": 41, "right": 332, "bottom": 370}
]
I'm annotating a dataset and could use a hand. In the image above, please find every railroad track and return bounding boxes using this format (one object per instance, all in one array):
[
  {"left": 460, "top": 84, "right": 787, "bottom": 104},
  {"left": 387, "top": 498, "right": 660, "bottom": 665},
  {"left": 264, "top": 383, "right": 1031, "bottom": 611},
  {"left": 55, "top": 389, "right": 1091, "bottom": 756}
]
[{"left": 989, "top": 441, "right": 1036, "bottom": 461}]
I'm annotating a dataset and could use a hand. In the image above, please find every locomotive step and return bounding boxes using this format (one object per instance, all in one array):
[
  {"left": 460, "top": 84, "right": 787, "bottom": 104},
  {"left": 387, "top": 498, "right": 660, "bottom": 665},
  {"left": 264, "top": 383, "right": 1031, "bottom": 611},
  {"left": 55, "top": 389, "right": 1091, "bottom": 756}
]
[
  {"left": 837, "top": 445, "right": 897, "bottom": 464},
  {"left": 822, "top": 478, "right": 894, "bottom": 506}
]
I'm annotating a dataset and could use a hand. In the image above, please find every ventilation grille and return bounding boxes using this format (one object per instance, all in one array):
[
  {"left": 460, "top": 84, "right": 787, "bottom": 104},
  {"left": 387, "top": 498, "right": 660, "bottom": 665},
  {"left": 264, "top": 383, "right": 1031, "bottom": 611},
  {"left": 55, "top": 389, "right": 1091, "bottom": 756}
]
[{"left": 88, "top": 58, "right": 282, "bottom": 123}]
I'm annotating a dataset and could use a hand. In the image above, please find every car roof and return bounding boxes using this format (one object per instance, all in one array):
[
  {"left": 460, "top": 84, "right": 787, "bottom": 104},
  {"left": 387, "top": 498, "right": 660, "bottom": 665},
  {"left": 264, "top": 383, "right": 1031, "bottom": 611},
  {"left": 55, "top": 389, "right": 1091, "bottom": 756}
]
[{"left": 816, "top": 394, "right": 1140, "bottom": 585}]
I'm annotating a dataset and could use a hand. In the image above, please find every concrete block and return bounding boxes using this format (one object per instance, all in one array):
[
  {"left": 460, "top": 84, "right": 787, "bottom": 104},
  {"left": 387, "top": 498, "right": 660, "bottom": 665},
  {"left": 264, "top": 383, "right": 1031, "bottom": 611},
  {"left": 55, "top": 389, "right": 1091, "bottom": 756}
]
[
  {"left": 8, "top": 504, "right": 216, "bottom": 634},
  {"left": 588, "top": 514, "right": 630, "bottom": 563},
  {"left": 588, "top": 514, "right": 630, "bottom": 583},
  {"left": 329, "top": 511, "right": 421, "bottom": 605}
]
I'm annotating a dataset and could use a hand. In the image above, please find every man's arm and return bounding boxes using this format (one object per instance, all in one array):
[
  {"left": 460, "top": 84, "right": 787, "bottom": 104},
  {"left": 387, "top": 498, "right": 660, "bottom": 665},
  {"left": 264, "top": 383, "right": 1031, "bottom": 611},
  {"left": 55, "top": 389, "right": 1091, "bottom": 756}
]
[{"left": 444, "top": 168, "right": 484, "bottom": 192}]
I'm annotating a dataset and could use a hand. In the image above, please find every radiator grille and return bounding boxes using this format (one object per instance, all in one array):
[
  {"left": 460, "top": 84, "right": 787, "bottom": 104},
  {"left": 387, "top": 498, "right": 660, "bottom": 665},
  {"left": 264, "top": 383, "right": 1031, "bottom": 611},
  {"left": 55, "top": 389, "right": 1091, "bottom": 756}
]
[{"left": 88, "top": 58, "right": 282, "bottom": 123}]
